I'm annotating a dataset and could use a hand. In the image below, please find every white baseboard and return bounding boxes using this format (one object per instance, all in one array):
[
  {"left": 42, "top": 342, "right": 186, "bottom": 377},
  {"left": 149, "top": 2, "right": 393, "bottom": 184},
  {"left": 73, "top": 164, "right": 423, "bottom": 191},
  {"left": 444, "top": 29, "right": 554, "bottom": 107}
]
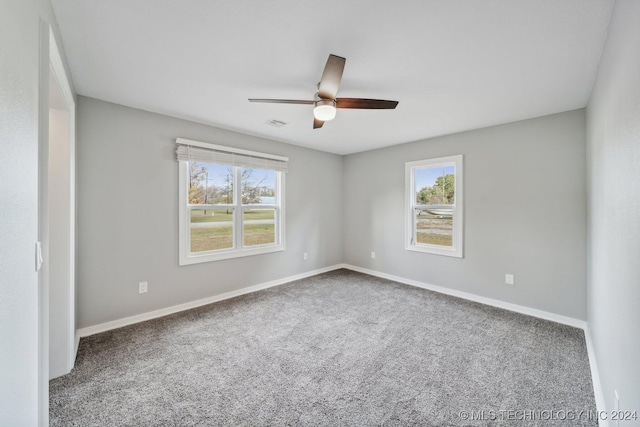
[
  {"left": 74, "top": 262, "right": 603, "bottom": 425},
  {"left": 77, "top": 262, "right": 586, "bottom": 338},
  {"left": 76, "top": 264, "right": 344, "bottom": 338},
  {"left": 341, "top": 264, "right": 608, "bottom": 425},
  {"left": 73, "top": 333, "right": 80, "bottom": 365},
  {"left": 342, "top": 264, "right": 587, "bottom": 329},
  {"left": 584, "top": 324, "right": 608, "bottom": 427}
]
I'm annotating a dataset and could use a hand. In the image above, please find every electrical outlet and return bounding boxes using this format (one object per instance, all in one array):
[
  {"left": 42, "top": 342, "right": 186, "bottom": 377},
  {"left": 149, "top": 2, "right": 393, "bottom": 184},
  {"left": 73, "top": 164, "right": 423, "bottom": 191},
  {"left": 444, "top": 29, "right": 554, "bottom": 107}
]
[
  {"left": 303, "top": 252, "right": 308, "bottom": 261},
  {"left": 505, "top": 274, "right": 514, "bottom": 285},
  {"left": 371, "top": 251, "right": 376, "bottom": 259},
  {"left": 138, "top": 281, "right": 148, "bottom": 294}
]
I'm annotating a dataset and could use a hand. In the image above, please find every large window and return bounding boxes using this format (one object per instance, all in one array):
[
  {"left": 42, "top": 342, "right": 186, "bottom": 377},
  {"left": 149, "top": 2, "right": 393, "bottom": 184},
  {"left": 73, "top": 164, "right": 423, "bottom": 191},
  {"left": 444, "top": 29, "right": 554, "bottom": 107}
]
[
  {"left": 177, "top": 139, "right": 287, "bottom": 265},
  {"left": 405, "top": 155, "right": 463, "bottom": 258}
]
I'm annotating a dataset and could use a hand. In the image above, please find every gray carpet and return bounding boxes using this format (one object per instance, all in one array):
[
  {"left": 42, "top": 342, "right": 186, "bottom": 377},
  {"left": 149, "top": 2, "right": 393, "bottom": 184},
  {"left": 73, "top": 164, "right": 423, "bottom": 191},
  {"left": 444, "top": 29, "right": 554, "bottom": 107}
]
[{"left": 50, "top": 269, "right": 597, "bottom": 426}]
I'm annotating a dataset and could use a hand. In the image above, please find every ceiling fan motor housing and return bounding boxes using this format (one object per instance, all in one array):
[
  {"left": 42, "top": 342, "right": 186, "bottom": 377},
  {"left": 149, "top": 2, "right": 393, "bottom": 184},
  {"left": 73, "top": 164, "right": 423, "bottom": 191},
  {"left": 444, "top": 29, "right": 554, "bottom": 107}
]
[{"left": 249, "top": 54, "right": 398, "bottom": 128}]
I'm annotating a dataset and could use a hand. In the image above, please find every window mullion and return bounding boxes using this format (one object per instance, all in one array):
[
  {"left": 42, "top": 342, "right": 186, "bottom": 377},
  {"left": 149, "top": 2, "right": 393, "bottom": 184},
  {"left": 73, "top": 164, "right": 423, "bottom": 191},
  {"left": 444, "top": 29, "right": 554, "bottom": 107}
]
[
  {"left": 234, "top": 166, "right": 243, "bottom": 249},
  {"left": 179, "top": 159, "right": 285, "bottom": 265},
  {"left": 187, "top": 205, "right": 193, "bottom": 255},
  {"left": 278, "top": 171, "right": 282, "bottom": 245},
  {"left": 411, "top": 205, "right": 419, "bottom": 245},
  {"left": 405, "top": 155, "right": 462, "bottom": 257}
]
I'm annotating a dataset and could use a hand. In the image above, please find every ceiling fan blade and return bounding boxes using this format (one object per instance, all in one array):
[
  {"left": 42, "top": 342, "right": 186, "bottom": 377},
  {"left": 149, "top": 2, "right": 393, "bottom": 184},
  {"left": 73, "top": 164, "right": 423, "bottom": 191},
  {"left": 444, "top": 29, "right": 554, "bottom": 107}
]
[
  {"left": 248, "top": 99, "right": 314, "bottom": 105},
  {"left": 336, "top": 98, "right": 399, "bottom": 109},
  {"left": 317, "top": 54, "right": 346, "bottom": 100},
  {"left": 313, "top": 118, "right": 325, "bottom": 129}
]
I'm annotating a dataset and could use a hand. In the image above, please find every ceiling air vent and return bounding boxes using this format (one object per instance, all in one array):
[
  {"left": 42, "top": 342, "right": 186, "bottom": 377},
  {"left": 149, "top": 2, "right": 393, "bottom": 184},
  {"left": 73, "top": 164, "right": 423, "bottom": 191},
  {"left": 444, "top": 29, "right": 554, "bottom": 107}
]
[{"left": 265, "top": 119, "right": 288, "bottom": 128}]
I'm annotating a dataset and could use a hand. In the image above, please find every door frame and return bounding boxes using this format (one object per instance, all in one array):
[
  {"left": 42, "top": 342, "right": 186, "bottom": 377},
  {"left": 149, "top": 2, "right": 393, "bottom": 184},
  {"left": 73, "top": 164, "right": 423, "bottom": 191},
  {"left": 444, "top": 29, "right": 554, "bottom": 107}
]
[{"left": 38, "top": 24, "right": 76, "bottom": 426}]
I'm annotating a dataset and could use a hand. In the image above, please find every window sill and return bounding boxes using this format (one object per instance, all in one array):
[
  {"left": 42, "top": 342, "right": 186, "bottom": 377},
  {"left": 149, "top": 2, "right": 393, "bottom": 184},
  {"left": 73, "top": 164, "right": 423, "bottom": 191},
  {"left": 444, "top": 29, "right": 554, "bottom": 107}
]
[
  {"left": 179, "top": 244, "right": 285, "bottom": 266},
  {"left": 406, "top": 244, "right": 463, "bottom": 258}
]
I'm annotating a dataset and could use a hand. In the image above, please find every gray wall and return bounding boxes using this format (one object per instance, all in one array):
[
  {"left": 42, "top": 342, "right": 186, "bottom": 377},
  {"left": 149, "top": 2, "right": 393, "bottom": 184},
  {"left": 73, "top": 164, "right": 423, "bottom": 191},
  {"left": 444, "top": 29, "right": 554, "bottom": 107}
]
[
  {"left": 77, "top": 97, "right": 343, "bottom": 328},
  {"left": 343, "top": 110, "right": 587, "bottom": 319},
  {"left": 0, "top": 1, "right": 74, "bottom": 424},
  {"left": 586, "top": 0, "right": 640, "bottom": 417}
]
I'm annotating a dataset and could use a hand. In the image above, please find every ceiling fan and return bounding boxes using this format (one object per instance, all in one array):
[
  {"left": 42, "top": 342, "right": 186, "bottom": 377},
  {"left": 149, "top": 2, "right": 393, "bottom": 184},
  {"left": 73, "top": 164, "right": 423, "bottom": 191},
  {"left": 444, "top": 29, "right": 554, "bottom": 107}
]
[{"left": 249, "top": 54, "right": 399, "bottom": 129}]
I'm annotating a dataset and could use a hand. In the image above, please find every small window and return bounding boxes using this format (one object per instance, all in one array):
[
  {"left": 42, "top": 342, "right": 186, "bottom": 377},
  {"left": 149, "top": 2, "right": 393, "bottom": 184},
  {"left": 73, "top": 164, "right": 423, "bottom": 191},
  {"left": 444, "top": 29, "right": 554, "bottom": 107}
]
[
  {"left": 405, "top": 155, "right": 463, "bottom": 258},
  {"left": 177, "top": 139, "right": 287, "bottom": 265}
]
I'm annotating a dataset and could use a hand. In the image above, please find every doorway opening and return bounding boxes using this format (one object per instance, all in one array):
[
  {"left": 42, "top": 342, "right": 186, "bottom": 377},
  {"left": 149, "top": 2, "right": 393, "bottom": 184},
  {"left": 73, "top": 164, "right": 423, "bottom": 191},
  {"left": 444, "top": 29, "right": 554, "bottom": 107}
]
[{"left": 39, "top": 26, "right": 76, "bottom": 424}]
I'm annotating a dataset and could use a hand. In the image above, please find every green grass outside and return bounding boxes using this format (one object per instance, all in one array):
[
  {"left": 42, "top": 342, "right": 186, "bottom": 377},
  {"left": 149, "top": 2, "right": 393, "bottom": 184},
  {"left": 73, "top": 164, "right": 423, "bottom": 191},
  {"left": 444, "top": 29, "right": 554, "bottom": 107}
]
[
  {"left": 244, "top": 224, "right": 275, "bottom": 246},
  {"left": 416, "top": 218, "right": 452, "bottom": 230},
  {"left": 190, "top": 224, "right": 275, "bottom": 252},
  {"left": 243, "top": 210, "right": 275, "bottom": 221},
  {"left": 417, "top": 233, "right": 453, "bottom": 246},
  {"left": 416, "top": 217, "right": 453, "bottom": 246},
  {"left": 190, "top": 225, "right": 233, "bottom": 252},
  {"left": 190, "top": 209, "right": 274, "bottom": 223}
]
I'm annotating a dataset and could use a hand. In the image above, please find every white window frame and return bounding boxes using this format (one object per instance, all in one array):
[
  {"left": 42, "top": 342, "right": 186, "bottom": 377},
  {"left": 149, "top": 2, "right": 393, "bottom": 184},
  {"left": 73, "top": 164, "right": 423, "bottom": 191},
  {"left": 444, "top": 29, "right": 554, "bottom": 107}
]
[
  {"left": 178, "top": 141, "right": 286, "bottom": 265},
  {"left": 405, "top": 155, "right": 463, "bottom": 258}
]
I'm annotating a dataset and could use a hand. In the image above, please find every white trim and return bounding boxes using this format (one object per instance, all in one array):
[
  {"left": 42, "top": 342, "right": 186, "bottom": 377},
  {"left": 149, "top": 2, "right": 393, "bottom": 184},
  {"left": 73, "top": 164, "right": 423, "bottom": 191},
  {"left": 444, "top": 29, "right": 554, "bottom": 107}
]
[
  {"left": 49, "top": 31, "right": 74, "bottom": 108},
  {"left": 584, "top": 324, "right": 608, "bottom": 427},
  {"left": 74, "top": 262, "right": 602, "bottom": 425},
  {"left": 77, "top": 262, "right": 587, "bottom": 337},
  {"left": 39, "top": 25, "right": 77, "bottom": 426},
  {"left": 234, "top": 166, "right": 242, "bottom": 251},
  {"left": 178, "top": 161, "right": 189, "bottom": 265},
  {"left": 176, "top": 137, "right": 289, "bottom": 162},
  {"left": 49, "top": 27, "right": 77, "bottom": 376},
  {"left": 405, "top": 155, "right": 463, "bottom": 258},
  {"left": 178, "top": 161, "right": 285, "bottom": 266},
  {"left": 77, "top": 264, "right": 344, "bottom": 338},
  {"left": 77, "top": 262, "right": 589, "bottom": 340},
  {"left": 342, "top": 264, "right": 586, "bottom": 329},
  {"left": 181, "top": 245, "right": 285, "bottom": 265},
  {"left": 342, "top": 264, "right": 607, "bottom": 424},
  {"left": 74, "top": 333, "right": 80, "bottom": 360}
]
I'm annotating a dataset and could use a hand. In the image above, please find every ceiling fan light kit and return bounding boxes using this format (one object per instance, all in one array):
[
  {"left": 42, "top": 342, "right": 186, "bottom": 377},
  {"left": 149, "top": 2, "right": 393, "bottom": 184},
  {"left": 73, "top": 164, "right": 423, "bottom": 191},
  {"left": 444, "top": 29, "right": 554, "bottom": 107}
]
[
  {"left": 249, "top": 54, "right": 398, "bottom": 129},
  {"left": 313, "top": 99, "right": 337, "bottom": 121}
]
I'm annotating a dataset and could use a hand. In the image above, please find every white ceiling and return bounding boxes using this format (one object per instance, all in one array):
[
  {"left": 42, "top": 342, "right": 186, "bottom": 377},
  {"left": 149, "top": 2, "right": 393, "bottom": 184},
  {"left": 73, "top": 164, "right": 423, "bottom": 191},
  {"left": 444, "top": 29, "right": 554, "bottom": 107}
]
[{"left": 51, "top": 0, "right": 613, "bottom": 155}]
